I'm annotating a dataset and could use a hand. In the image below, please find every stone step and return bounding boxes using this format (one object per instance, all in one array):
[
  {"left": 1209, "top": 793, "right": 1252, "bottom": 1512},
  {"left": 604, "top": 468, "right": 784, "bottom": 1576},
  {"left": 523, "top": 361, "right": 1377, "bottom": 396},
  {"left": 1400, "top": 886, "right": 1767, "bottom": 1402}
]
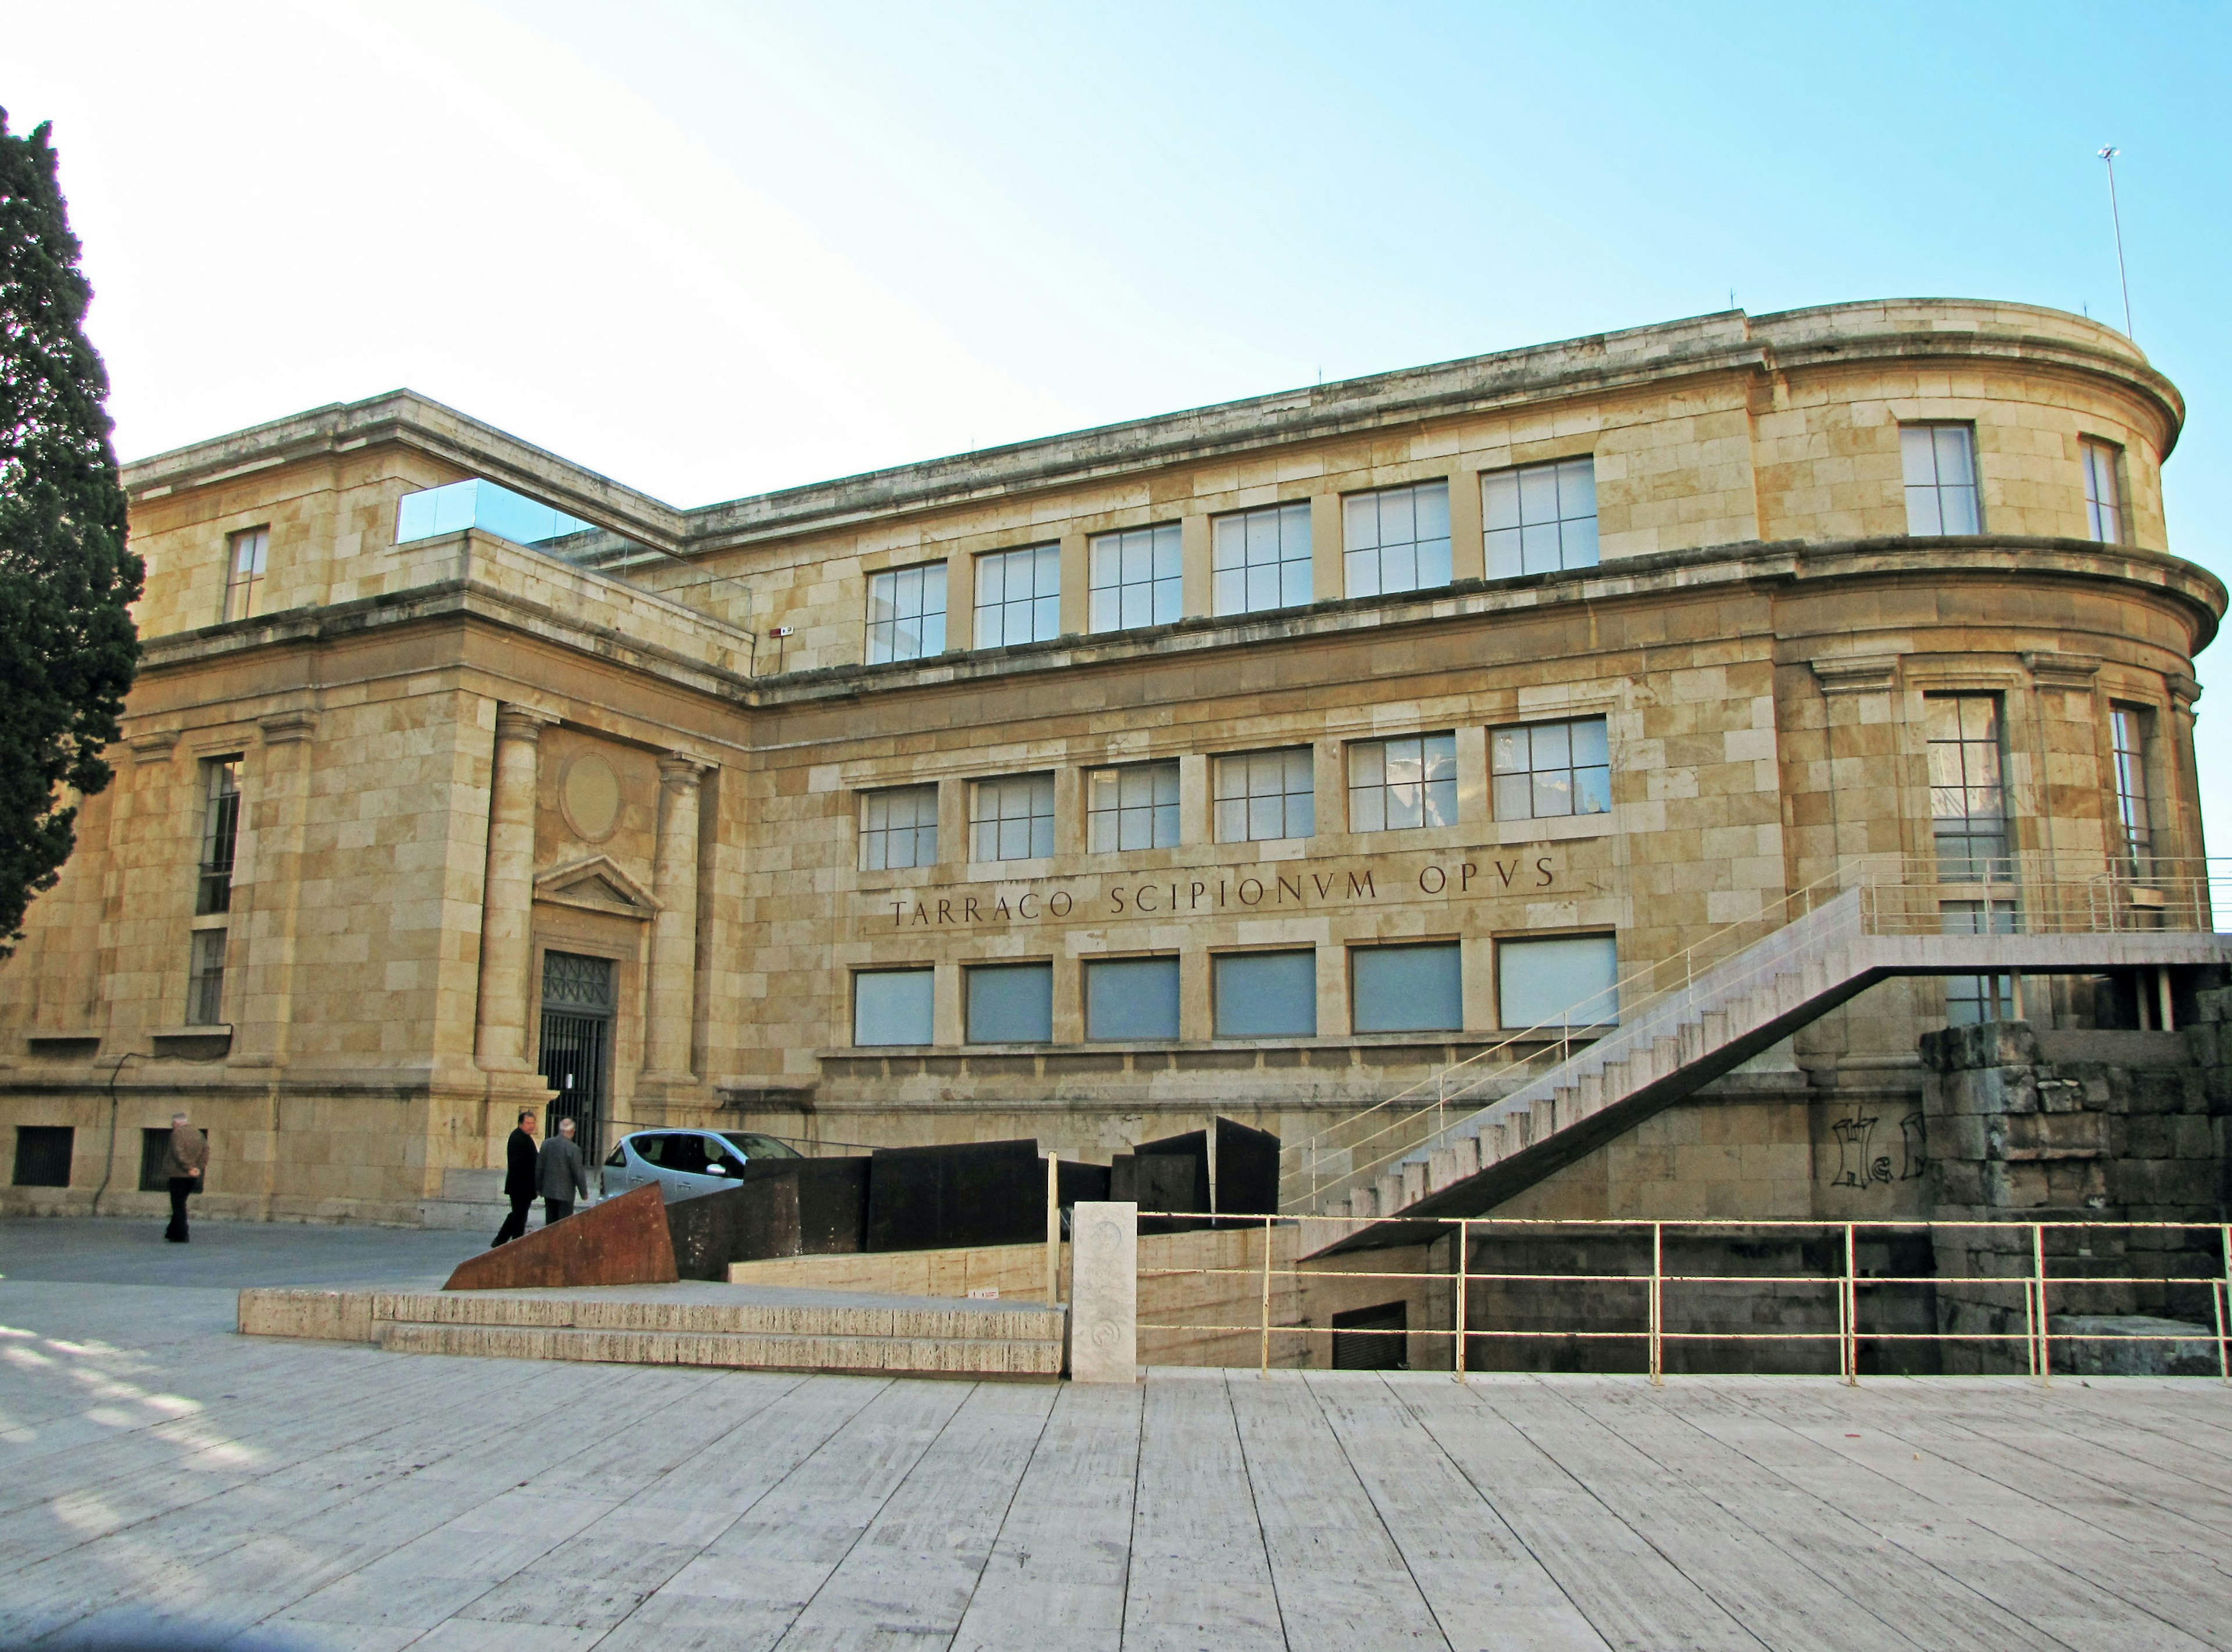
[{"left": 374, "top": 1320, "right": 1061, "bottom": 1377}]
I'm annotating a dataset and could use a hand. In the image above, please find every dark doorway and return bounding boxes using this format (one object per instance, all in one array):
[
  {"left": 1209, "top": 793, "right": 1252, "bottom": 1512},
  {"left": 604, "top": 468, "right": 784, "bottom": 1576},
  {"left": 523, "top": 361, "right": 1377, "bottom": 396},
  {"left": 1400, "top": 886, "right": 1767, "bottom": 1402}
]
[
  {"left": 1331, "top": 1300, "right": 1410, "bottom": 1370},
  {"left": 538, "top": 951, "right": 614, "bottom": 1163}
]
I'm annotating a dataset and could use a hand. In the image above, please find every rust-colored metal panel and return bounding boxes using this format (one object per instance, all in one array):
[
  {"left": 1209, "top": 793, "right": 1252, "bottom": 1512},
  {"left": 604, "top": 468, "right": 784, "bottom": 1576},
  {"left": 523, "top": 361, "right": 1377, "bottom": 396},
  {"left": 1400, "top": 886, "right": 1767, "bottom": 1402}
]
[{"left": 442, "top": 1183, "right": 678, "bottom": 1290}]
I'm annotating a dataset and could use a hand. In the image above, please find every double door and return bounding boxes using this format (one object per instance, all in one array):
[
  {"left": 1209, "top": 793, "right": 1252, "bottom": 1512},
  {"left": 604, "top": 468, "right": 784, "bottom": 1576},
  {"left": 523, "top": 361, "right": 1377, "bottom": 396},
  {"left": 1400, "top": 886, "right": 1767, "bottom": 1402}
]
[{"left": 538, "top": 951, "right": 614, "bottom": 1165}]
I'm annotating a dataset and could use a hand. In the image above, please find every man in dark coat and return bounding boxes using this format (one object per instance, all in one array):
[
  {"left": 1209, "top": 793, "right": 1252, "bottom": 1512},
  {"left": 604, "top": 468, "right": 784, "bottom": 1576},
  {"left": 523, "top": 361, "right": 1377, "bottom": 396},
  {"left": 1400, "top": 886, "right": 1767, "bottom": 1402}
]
[
  {"left": 537, "top": 1115, "right": 591, "bottom": 1227},
  {"left": 492, "top": 1109, "right": 539, "bottom": 1246},
  {"left": 160, "top": 1112, "right": 207, "bottom": 1242}
]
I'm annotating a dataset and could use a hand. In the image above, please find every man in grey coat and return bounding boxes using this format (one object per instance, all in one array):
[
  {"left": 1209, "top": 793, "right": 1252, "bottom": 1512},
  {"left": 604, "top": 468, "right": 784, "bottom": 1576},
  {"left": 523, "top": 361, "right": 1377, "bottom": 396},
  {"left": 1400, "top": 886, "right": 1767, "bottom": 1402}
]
[{"left": 537, "top": 1115, "right": 591, "bottom": 1226}]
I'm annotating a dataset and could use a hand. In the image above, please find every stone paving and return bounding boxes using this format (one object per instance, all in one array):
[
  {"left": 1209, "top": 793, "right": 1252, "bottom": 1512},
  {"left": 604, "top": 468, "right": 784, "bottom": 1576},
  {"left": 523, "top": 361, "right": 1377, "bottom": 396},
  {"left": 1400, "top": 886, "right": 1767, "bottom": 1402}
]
[{"left": 5, "top": 1220, "right": 2232, "bottom": 1650}]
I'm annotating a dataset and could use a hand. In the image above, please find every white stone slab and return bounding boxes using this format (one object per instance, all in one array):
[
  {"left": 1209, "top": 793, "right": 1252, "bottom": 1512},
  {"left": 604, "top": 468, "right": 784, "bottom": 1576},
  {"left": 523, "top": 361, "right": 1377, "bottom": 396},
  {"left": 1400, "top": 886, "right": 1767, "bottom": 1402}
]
[{"left": 1068, "top": 1200, "right": 1138, "bottom": 1384}]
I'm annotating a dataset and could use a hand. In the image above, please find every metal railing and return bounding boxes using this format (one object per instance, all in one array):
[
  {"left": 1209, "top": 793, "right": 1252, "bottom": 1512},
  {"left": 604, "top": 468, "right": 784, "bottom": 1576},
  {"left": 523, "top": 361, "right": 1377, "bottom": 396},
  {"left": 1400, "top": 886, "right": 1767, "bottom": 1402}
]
[
  {"left": 1281, "top": 854, "right": 2232, "bottom": 1218},
  {"left": 1136, "top": 1212, "right": 2232, "bottom": 1384}
]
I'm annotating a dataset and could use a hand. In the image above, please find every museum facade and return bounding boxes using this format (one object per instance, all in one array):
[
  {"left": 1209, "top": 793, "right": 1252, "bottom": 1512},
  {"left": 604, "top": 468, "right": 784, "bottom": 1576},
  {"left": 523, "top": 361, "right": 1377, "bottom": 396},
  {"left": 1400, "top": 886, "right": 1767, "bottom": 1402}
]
[{"left": 0, "top": 299, "right": 2217, "bottom": 1226}]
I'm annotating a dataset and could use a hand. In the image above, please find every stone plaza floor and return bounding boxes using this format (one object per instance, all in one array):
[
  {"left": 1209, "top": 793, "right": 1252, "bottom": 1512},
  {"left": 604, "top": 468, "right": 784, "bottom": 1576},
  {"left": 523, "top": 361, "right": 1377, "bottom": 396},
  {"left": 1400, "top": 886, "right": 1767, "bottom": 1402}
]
[{"left": 5, "top": 1219, "right": 2232, "bottom": 1650}]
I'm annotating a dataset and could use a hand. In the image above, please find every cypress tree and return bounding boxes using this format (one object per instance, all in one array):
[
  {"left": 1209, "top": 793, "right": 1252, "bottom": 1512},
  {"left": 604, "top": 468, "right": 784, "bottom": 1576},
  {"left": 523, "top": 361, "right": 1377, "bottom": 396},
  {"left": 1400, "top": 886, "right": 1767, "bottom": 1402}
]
[{"left": 0, "top": 109, "right": 141, "bottom": 954}]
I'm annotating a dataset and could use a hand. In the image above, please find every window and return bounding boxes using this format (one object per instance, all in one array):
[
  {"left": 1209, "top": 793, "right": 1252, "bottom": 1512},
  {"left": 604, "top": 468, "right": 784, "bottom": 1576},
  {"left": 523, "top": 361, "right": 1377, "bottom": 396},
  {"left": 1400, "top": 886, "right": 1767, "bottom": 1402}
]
[
  {"left": 970, "top": 773, "right": 1055, "bottom": 862},
  {"left": 1352, "top": 943, "right": 1462, "bottom": 1034},
  {"left": 1901, "top": 425, "right": 1980, "bottom": 535},
  {"left": 1348, "top": 734, "right": 1457, "bottom": 833},
  {"left": 2082, "top": 439, "right": 2125, "bottom": 544},
  {"left": 1925, "top": 694, "right": 2006, "bottom": 878},
  {"left": 221, "top": 528, "right": 268, "bottom": 622},
  {"left": 1089, "top": 522, "right": 1182, "bottom": 632},
  {"left": 1086, "top": 762, "right": 1180, "bottom": 852},
  {"left": 860, "top": 784, "right": 939, "bottom": 871},
  {"left": 974, "top": 543, "right": 1061, "bottom": 648},
  {"left": 1213, "top": 748, "right": 1315, "bottom": 843},
  {"left": 196, "top": 758, "right": 242, "bottom": 914},
  {"left": 1214, "top": 949, "right": 1317, "bottom": 1038},
  {"left": 1490, "top": 717, "right": 1610, "bottom": 822},
  {"left": 866, "top": 561, "right": 948, "bottom": 665},
  {"left": 1941, "top": 901, "right": 2017, "bottom": 1026},
  {"left": 854, "top": 969, "right": 934, "bottom": 1046},
  {"left": 12, "top": 1126, "right": 73, "bottom": 1188},
  {"left": 965, "top": 961, "right": 1053, "bottom": 1043},
  {"left": 1344, "top": 481, "right": 1451, "bottom": 597},
  {"left": 1497, "top": 934, "right": 1618, "bottom": 1029},
  {"left": 1085, "top": 956, "right": 1181, "bottom": 1041},
  {"left": 2110, "top": 706, "right": 2154, "bottom": 875},
  {"left": 1212, "top": 500, "right": 1312, "bottom": 616},
  {"left": 186, "top": 929, "right": 227, "bottom": 1025},
  {"left": 1483, "top": 457, "right": 1597, "bottom": 578}
]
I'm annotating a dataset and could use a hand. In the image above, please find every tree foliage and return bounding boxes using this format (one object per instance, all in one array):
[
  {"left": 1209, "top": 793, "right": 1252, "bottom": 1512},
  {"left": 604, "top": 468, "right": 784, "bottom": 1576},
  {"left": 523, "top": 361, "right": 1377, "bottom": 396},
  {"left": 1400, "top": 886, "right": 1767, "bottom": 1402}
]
[{"left": 0, "top": 109, "right": 141, "bottom": 954}]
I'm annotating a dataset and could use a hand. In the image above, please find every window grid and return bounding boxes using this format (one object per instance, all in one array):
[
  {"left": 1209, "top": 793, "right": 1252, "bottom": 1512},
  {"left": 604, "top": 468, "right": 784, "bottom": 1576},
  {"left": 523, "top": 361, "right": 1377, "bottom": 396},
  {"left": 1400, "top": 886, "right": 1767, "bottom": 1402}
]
[
  {"left": 2083, "top": 440, "right": 2125, "bottom": 544},
  {"left": 860, "top": 784, "right": 939, "bottom": 870},
  {"left": 974, "top": 543, "right": 1061, "bottom": 648},
  {"left": 865, "top": 561, "right": 948, "bottom": 665},
  {"left": 1089, "top": 522, "right": 1183, "bottom": 633},
  {"left": 1925, "top": 694, "right": 2007, "bottom": 878},
  {"left": 186, "top": 929, "right": 227, "bottom": 1026},
  {"left": 196, "top": 759, "right": 242, "bottom": 915},
  {"left": 1348, "top": 733, "right": 1457, "bottom": 833},
  {"left": 222, "top": 528, "right": 268, "bottom": 622},
  {"left": 1344, "top": 481, "right": 1451, "bottom": 598},
  {"left": 1212, "top": 501, "right": 1313, "bottom": 616},
  {"left": 970, "top": 773, "right": 1056, "bottom": 862},
  {"left": 1086, "top": 762, "right": 1180, "bottom": 852},
  {"left": 1940, "top": 900, "right": 2017, "bottom": 1026},
  {"left": 1901, "top": 424, "right": 1980, "bottom": 535},
  {"left": 1213, "top": 748, "right": 1315, "bottom": 843},
  {"left": 2110, "top": 707, "right": 2153, "bottom": 875},
  {"left": 1490, "top": 717, "right": 1611, "bottom": 822},
  {"left": 1483, "top": 457, "right": 1597, "bottom": 578}
]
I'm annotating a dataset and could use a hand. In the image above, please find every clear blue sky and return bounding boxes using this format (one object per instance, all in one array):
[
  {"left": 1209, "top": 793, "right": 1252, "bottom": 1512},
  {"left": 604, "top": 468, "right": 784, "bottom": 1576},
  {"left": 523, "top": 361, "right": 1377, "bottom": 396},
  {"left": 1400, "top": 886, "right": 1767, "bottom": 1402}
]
[{"left": 12, "top": 1, "right": 2231, "bottom": 827}]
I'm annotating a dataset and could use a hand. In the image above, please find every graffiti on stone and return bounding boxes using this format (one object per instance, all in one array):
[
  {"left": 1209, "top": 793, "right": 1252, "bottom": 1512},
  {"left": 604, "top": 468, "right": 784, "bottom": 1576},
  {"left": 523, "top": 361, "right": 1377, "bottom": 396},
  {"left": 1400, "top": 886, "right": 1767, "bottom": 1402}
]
[{"left": 1828, "top": 1111, "right": 1927, "bottom": 1189}]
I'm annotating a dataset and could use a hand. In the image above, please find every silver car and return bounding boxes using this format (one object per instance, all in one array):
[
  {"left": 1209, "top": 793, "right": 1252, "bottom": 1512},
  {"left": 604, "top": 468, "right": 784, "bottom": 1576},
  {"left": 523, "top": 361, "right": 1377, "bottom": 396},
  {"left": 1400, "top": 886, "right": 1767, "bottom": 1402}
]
[{"left": 601, "top": 1128, "right": 802, "bottom": 1203}]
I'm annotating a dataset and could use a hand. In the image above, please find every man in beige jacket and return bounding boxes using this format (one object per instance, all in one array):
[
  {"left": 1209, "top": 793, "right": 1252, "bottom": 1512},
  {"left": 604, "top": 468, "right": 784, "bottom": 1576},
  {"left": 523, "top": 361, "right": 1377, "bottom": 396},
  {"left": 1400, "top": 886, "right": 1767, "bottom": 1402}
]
[{"left": 161, "top": 1112, "right": 208, "bottom": 1242}]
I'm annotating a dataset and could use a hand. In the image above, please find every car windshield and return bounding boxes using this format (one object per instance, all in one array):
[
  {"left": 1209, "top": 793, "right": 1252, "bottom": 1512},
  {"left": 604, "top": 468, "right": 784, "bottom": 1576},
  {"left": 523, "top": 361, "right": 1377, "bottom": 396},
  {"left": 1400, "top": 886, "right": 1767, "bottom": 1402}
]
[{"left": 721, "top": 1132, "right": 803, "bottom": 1160}]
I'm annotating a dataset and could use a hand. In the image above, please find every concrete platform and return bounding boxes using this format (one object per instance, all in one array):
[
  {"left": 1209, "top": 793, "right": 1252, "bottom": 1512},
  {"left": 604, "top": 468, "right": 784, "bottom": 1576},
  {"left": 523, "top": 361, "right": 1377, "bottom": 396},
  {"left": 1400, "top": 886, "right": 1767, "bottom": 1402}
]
[{"left": 238, "top": 1277, "right": 1068, "bottom": 1379}]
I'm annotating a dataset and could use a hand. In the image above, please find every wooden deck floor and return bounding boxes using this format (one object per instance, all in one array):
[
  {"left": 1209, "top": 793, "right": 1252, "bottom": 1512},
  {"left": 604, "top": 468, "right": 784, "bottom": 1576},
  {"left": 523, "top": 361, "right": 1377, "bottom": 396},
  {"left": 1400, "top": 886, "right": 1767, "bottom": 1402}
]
[{"left": 5, "top": 1277, "right": 2232, "bottom": 1650}]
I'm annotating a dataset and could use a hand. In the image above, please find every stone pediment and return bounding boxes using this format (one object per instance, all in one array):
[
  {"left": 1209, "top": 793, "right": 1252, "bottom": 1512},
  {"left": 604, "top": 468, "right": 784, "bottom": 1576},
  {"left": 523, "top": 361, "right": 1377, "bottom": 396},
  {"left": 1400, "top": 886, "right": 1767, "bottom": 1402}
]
[{"left": 534, "top": 854, "right": 661, "bottom": 919}]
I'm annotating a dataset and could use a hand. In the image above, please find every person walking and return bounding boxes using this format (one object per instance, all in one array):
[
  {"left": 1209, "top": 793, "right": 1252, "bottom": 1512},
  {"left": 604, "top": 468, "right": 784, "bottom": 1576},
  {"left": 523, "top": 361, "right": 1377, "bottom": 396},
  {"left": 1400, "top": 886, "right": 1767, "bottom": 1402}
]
[
  {"left": 537, "top": 1115, "right": 590, "bottom": 1227},
  {"left": 160, "top": 1112, "right": 208, "bottom": 1242},
  {"left": 492, "top": 1109, "right": 540, "bottom": 1246}
]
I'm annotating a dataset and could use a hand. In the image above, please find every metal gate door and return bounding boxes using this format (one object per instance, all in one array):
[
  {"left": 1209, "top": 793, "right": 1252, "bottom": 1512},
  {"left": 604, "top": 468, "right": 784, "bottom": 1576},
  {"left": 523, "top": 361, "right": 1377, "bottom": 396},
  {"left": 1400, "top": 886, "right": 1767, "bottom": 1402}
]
[{"left": 538, "top": 951, "right": 614, "bottom": 1163}]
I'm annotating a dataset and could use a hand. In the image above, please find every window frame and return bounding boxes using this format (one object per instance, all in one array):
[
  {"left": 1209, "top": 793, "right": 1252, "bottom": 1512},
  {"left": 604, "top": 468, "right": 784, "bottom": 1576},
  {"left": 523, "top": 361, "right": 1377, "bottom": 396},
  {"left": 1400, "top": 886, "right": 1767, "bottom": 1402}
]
[
  {"left": 973, "top": 541, "right": 1062, "bottom": 649},
  {"left": 1342, "top": 479, "right": 1453, "bottom": 599},
  {"left": 1212, "top": 747, "right": 1316, "bottom": 844},
  {"left": 1349, "top": 940, "right": 1464, "bottom": 1034},
  {"left": 968, "top": 772, "right": 1056, "bottom": 863},
  {"left": 865, "top": 560, "right": 949, "bottom": 665},
  {"left": 2108, "top": 703, "right": 2155, "bottom": 875},
  {"left": 1900, "top": 423, "right": 1981, "bottom": 535},
  {"left": 1489, "top": 716, "right": 1611, "bottom": 823},
  {"left": 1211, "top": 500, "right": 1313, "bottom": 617},
  {"left": 1494, "top": 933, "right": 1619, "bottom": 1030},
  {"left": 1482, "top": 457, "right": 1598, "bottom": 579},
  {"left": 858, "top": 783, "right": 940, "bottom": 872},
  {"left": 1211, "top": 947, "right": 1319, "bottom": 1040},
  {"left": 852, "top": 966, "right": 936, "bottom": 1047},
  {"left": 196, "top": 758, "right": 243, "bottom": 916},
  {"left": 963, "top": 959, "right": 1055, "bottom": 1044},
  {"left": 1085, "top": 760, "right": 1181, "bottom": 854},
  {"left": 1923, "top": 692, "right": 2008, "bottom": 879},
  {"left": 185, "top": 928, "right": 228, "bottom": 1026},
  {"left": 1088, "top": 521, "right": 1183, "bottom": 633},
  {"left": 221, "top": 526, "right": 269, "bottom": 623},
  {"left": 1083, "top": 954, "right": 1182, "bottom": 1042},
  {"left": 2081, "top": 438, "right": 2127, "bottom": 545},
  {"left": 1346, "top": 732, "right": 1458, "bottom": 834}
]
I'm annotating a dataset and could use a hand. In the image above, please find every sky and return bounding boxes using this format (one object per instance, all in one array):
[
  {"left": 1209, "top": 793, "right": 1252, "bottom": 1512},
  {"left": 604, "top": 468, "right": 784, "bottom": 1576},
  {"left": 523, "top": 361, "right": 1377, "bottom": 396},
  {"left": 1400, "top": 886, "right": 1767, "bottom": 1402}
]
[{"left": 8, "top": 0, "right": 2232, "bottom": 827}]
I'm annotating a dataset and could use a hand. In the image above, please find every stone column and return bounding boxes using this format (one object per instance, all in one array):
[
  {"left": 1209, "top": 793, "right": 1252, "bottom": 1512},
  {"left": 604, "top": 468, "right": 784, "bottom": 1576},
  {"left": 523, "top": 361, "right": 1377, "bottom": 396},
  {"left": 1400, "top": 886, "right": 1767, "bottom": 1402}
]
[
  {"left": 642, "top": 754, "right": 711, "bottom": 1082},
  {"left": 474, "top": 704, "right": 555, "bottom": 1072}
]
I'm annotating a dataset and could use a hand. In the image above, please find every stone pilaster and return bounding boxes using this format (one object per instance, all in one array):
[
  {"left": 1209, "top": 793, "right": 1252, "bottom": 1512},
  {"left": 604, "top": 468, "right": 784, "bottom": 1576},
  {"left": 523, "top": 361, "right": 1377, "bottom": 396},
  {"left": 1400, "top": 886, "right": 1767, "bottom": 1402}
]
[
  {"left": 474, "top": 704, "right": 556, "bottom": 1072},
  {"left": 642, "top": 754, "right": 711, "bottom": 1083},
  {"left": 232, "top": 711, "right": 317, "bottom": 1070}
]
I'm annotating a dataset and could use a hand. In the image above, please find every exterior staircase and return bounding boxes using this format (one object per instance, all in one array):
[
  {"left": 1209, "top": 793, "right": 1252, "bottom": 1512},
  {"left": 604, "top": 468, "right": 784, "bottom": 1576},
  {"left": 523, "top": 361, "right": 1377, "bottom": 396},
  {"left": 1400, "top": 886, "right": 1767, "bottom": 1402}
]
[{"left": 1289, "top": 859, "right": 2232, "bottom": 1256}]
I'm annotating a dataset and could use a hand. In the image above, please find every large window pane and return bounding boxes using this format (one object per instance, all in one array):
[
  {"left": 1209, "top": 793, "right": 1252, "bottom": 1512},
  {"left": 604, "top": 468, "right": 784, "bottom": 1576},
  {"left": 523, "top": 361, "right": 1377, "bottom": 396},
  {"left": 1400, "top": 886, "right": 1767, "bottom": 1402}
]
[
  {"left": 854, "top": 969, "right": 935, "bottom": 1046},
  {"left": 860, "top": 784, "right": 939, "bottom": 870},
  {"left": 867, "top": 561, "right": 949, "bottom": 664},
  {"left": 1901, "top": 424, "right": 1980, "bottom": 535},
  {"left": 1086, "top": 761, "right": 1181, "bottom": 852},
  {"left": 1343, "top": 480, "right": 1452, "bottom": 598},
  {"left": 1214, "top": 949, "right": 1317, "bottom": 1038},
  {"left": 965, "top": 962, "right": 1053, "bottom": 1042},
  {"left": 222, "top": 528, "right": 268, "bottom": 623},
  {"left": 1497, "top": 934, "right": 1618, "bottom": 1028},
  {"left": 2082, "top": 439, "right": 2124, "bottom": 544},
  {"left": 1483, "top": 457, "right": 1598, "bottom": 579},
  {"left": 1213, "top": 748, "right": 1314, "bottom": 842},
  {"left": 1352, "top": 943, "right": 1462, "bottom": 1033},
  {"left": 1211, "top": 501, "right": 1312, "bottom": 616},
  {"left": 1085, "top": 956, "right": 1181, "bottom": 1040},
  {"left": 1089, "top": 522, "right": 1183, "bottom": 632},
  {"left": 196, "top": 758, "right": 242, "bottom": 915},
  {"left": 970, "top": 773, "right": 1055, "bottom": 861},
  {"left": 2110, "top": 705, "right": 2153, "bottom": 874},
  {"left": 1347, "top": 733, "right": 1457, "bottom": 833},
  {"left": 1925, "top": 693, "right": 2005, "bottom": 877},
  {"left": 974, "top": 542, "right": 1061, "bottom": 648},
  {"left": 1488, "top": 716, "right": 1612, "bottom": 822}
]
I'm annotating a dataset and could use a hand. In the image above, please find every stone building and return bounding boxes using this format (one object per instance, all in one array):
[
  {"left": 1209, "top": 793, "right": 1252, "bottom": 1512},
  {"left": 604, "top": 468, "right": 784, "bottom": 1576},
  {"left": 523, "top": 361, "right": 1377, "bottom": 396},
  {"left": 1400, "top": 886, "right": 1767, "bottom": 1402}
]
[{"left": 1, "top": 297, "right": 2221, "bottom": 1238}]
